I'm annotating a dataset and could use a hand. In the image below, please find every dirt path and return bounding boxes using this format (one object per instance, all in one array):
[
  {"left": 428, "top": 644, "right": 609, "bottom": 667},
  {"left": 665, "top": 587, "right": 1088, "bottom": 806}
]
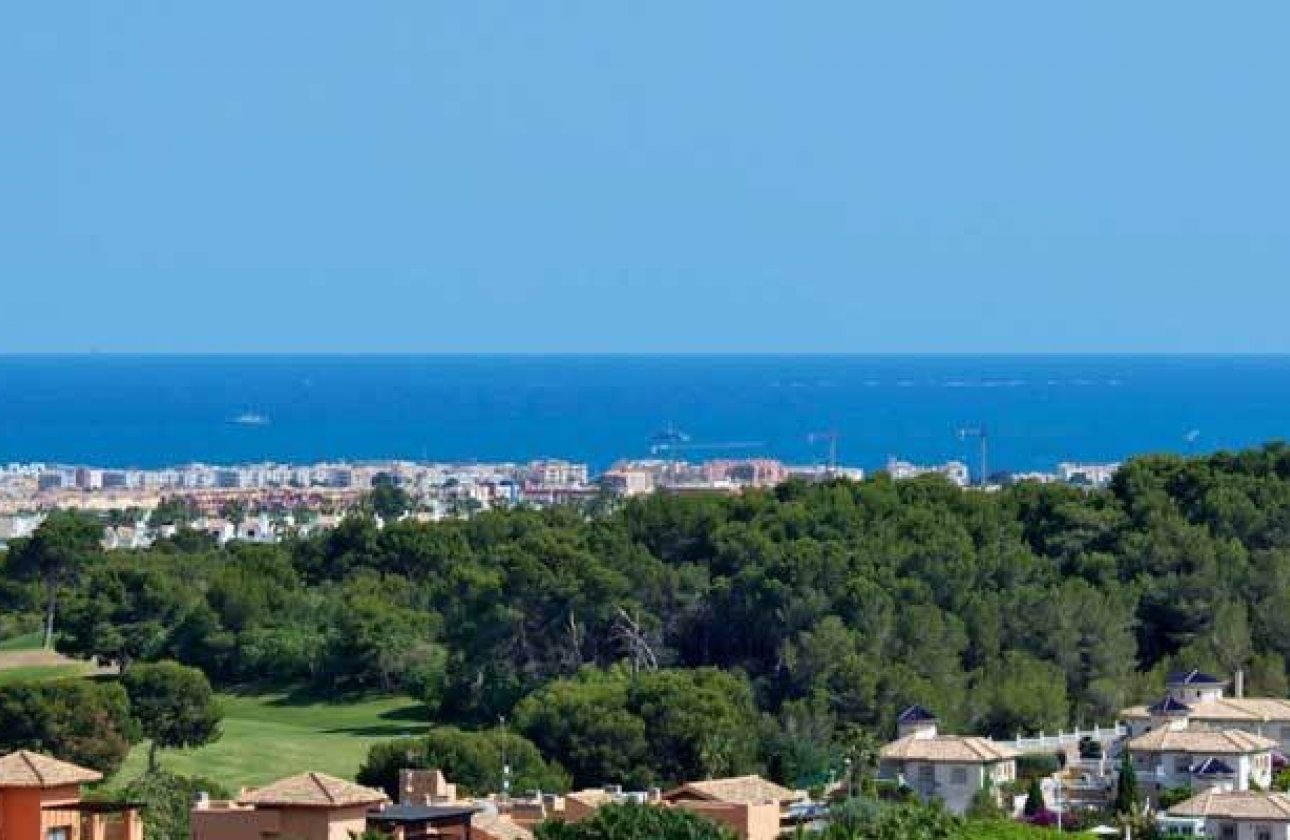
[{"left": 0, "top": 647, "right": 114, "bottom": 674}]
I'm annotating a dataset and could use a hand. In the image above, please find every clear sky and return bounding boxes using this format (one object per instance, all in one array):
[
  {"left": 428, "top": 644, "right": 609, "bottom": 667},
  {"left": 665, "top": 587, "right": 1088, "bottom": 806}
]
[{"left": 4, "top": 3, "right": 1288, "bottom": 353}]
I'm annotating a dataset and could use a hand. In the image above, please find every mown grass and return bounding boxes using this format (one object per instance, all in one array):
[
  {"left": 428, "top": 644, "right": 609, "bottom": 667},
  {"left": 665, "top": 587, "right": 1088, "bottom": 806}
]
[
  {"left": 110, "top": 685, "right": 428, "bottom": 790},
  {"left": 0, "top": 632, "right": 43, "bottom": 652}
]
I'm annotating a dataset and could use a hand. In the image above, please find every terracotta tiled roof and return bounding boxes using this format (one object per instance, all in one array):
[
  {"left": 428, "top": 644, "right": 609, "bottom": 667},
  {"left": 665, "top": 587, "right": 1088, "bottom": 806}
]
[
  {"left": 1169, "top": 790, "right": 1290, "bottom": 820},
  {"left": 664, "top": 775, "right": 800, "bottom": 805},
  {"left": 1127, "top": 727, "right": 1277, "bottom": 755},
  {"left": 238, "top": 772, "right": 388, "bottom": 808},
  {"left": 472, "top": 812, "right": 535, "bottom": 840},
  {"left": 880, "top": 735, "right": 1020, "bottom": 764},
  {"left": 0, "top": 751, "right": 102, "bottom": 788},
  {"left": 1123, "top": 697, "right": 1290, "bottom": 723},
  {"left": 565, "top": 789, "right": 616, "bottom": 808},
  {"left": 1192, "top": 698, "right": 1290, "bottom": 723}
]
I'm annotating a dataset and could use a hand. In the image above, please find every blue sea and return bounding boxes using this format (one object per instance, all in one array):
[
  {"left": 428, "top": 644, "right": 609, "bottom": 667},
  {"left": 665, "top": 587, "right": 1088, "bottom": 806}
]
[{"left": 1, "top": 355, "right": 1288, "bottom": 473}]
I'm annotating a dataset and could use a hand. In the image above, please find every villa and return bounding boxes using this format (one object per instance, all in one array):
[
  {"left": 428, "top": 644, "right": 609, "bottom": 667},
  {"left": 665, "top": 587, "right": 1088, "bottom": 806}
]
[
  {"left": 1124, "top": 671, "right": 1290, "bottom": 749},
  {"left": 1126, "top": 727, "right": 1277, "bottom": 797},
  {"left": 191, "top": 772, "right": 393, "bottom": 840},
  {"left": 0, "top": 750, "right": 142, "bottom": 840},
  {"left": 1162, "top": 790, "right": 1290, "bottom": 839},
  {"left": 662, "top": 776, "right": 803, "bottom": 840},
  {"left": 877, "top": 705, "right": 1019, "bottom": 815}
]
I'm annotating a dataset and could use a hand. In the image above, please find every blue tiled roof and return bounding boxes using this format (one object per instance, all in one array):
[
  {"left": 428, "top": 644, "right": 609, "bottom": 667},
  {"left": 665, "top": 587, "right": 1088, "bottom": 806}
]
[
  {"left": 1166, "top": 669, "right": 1226, "bottom": 687},
  {"left": 1147, "top": 695, "right": 1192, "bottom": 714},
  {"left": 897, "top": 704, "right": 937, "bottom": 724},
  {"left": 1191, "top": 757, "right": 1235, "bottom": 776}
]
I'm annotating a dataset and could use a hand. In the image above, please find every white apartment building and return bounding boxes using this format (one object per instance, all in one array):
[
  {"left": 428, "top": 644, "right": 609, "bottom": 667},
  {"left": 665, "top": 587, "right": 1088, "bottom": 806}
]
[
  {"left": 1057, "top": 462, "right": 1120, "bottom": 488},
  {"left": 886, "top": 458, "right": 971, "bottom": 487},
  {"left": 527, "top": 460, "right": 590, "bottom": 487}
]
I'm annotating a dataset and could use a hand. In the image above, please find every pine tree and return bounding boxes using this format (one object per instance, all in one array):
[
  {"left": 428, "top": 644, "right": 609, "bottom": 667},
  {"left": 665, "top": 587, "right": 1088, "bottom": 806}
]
[{"left": 1113, "top": 750, "right": 1140, "bottom": 816}]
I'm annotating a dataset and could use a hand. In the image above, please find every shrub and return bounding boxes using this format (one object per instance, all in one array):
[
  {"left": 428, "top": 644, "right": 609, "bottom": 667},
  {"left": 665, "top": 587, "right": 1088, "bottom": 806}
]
[
  {"left": 1015, "top": 752, "right": 1062, "bottom": 779},
  {"left": 118, "top": 771, "right": 231, "bottom": 840},
  {"left": 357, "top": 726, "right": 570, "bottom": 799},
  {"left": 537, "top": 803, "right": 734, "bottom": 840},
  {"left": 0, "top": 679, "right": 139, "bottom": 774}
]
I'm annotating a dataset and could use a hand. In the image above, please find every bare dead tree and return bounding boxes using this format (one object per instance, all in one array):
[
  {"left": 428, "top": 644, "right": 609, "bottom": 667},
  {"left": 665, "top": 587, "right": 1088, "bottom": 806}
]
[
  {"left": 613, "top": 606, "right": 659, "bottom": 674},
  {"left": 563, "top": 610, "right": 585, "bottom": 671}
]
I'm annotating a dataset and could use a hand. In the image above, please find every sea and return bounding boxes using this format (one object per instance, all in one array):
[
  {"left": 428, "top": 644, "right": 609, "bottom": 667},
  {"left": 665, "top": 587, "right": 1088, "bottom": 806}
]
[{"left": 1, "top": 355, "right": 1288, "bottom": 474}]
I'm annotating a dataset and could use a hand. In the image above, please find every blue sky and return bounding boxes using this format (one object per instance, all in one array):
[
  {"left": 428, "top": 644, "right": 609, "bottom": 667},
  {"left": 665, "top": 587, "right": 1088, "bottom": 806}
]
[{"left": 3, "top": 3, "right": 1288, "bottom": 353}]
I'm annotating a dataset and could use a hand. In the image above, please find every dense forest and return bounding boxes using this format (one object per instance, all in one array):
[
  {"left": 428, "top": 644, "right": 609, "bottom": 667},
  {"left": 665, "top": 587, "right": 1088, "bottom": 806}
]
[{"left": 6, "top": 443, "right": 1290, "bottom": 791}]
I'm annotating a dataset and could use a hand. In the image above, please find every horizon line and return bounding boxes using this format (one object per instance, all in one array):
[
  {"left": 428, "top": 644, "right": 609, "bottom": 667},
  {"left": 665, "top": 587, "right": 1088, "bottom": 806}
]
[{"left": 4, "top": 351, "right": 1290, "bottom": 359}]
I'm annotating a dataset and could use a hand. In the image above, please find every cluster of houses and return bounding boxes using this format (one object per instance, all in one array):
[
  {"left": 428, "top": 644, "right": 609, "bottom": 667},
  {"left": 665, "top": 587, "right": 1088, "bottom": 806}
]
[
  {"left": 13, "top": 667, "right": 1290, "bottom": 840},
  {"left": 878, "top": 669, "right": 1290, "bottom": 838},
  {"left": 0, "top": 747, "right": 820, "bottom": 840}
]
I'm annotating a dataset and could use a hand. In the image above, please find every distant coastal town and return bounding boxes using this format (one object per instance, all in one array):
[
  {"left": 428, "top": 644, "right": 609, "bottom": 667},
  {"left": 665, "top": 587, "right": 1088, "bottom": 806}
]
[{"left": 0, "top": 455, "right": 1120, "bottom": 549}]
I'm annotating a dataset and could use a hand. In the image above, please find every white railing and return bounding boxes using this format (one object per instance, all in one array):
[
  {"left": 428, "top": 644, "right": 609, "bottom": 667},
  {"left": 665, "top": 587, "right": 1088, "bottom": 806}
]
[{"left": 1000, "top": 723, "right": 1127, "bottom": 752}]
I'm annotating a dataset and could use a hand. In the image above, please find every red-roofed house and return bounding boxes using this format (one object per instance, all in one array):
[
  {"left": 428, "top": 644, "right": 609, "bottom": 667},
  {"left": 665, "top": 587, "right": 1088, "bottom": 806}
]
[{"left": 0, "top": 750, "right": 142, "bottom": 840}]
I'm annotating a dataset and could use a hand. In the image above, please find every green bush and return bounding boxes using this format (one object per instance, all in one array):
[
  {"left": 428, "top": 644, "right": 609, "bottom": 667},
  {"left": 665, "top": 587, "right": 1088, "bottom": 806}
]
[
  {"left": 1158, "top": 785, "right": 1193, "bottom": 809},
  {"left": 537, "top": 803, "right": 734, "bottom": 840},
  {"left": 0, "top": 679, "right": 139, "bottom": 774},
  {"left": 118, "top": 771, "right": 231, "bottom": 840},
  {"left": 1015, "top": 752, "right": 1061, "bottom": 780},
  {"left": 357, "top": 725, "right": 570, "bottom": 799}
]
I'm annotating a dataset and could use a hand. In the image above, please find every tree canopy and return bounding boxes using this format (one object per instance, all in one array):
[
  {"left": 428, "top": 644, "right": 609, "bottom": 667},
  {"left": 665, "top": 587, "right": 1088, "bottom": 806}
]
[
  {"left": 12, "top": 443, "right": 1290, "bottom": 790},
  {"left": 122, "top": 660, "right": 222, "bottom": 771},
  {"left": 536, "top": 803, "right": 735, "bottom": 840},
  {"left": 0, "top": 679, "right": 139, "bottom": 774}
]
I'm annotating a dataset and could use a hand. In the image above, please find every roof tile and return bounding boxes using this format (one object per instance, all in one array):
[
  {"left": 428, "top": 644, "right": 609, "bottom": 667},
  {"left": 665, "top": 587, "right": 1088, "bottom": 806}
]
[
  {"left": 880, "top": 735, "right": 1019, "bottom": 764},
  {"left": 0, "top": 751, "right": 101, "bottom": 788},
  {"left": 238, "top": 772, "right": 388, "bottom": 808}
]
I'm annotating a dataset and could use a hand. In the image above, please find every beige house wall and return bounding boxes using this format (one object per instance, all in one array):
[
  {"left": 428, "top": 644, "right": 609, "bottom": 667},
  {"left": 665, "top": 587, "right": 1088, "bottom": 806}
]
[
  {"left": 1200, "top": 820, "right": 1290, "bottom": 840},
  {"left": 191, "top": 803, "right": 370, "bottom": 840},
  {"left": 671, "top": 801, "right": 781, "bottom": 840},
  {"left": 191, "top": 806, "right": 281, "bottom": 840},
  {"left": 277, "top": 805, "right": 370, "bottom": 840},
  {"left": 884, "top": 760, "right": 1014, "bottom": 815}
]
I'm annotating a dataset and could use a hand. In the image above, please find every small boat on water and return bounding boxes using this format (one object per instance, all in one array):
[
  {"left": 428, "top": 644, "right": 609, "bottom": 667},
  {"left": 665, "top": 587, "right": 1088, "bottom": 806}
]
[{"left": 232, "top": 412, "right": 270, "bottom": 426}]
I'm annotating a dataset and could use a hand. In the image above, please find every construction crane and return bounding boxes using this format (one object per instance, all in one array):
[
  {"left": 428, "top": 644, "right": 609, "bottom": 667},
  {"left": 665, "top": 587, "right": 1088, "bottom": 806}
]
[
  {"left": 649, "top": 441, "right": 766, "bottom": 456},
  {"left": 957, "top": 425, "right": 988, "bottom": 487},
  {"left": 807, "top": 430, "right": 839, "bottom": 475},
  {"left": 647, "top": 427, "right": 764, "bottom": 483}
]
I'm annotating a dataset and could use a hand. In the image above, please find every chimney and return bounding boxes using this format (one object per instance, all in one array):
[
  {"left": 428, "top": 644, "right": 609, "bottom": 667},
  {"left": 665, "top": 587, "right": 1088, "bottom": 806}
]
[{"left": 1236, "top": 670, "right": 1245, "bottom": 699}]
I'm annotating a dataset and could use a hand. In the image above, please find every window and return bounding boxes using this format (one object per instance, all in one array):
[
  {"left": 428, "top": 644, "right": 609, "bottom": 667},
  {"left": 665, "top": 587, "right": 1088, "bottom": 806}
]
[
  {"left": 1220, "top": 824, "right": 1237, "bottom": 840},
  {"left": 918, "top": 765, "right": 934, "bottom": 785},
  {"left": 47, "top": 829, "right": 70, "bottom": 840},
  {"left": 950, "top": 767, "right": 968, "bottom": 785},
  {"left": 1257, "top": 827, "right": 1272, "bottom": 840}
]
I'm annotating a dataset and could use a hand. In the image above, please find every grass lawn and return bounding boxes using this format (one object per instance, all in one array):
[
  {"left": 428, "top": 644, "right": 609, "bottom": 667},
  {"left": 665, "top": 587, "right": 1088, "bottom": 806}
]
[
  {"left": 0, "top": 632, "right": 43, "bottom": 652},
  {"left": 110, "top": 686, "right": 428, "bottom": 791},
  {"left": 0, "top": 637, "right": 106, "bottom": 683}
]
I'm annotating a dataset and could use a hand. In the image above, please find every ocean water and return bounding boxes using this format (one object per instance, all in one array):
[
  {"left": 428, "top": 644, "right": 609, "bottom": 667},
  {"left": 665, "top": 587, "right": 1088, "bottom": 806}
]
[{"left": 1, "top": 355, "right": 1288, "bottom": 473}]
